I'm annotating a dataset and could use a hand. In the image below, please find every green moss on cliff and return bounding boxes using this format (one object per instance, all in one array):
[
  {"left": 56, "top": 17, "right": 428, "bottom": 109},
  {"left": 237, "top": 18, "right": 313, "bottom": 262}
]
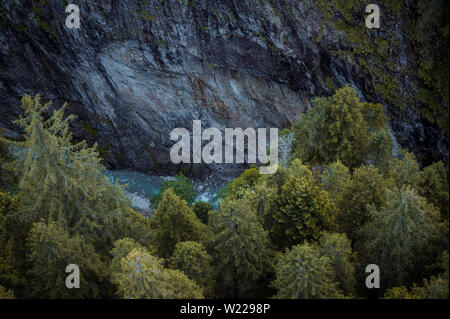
[
  {"left": 80, "top": 120, "right": 99, "bottom": 138},
  {"left": 315, "top": 0, "right": 448, "bottom": 132}
]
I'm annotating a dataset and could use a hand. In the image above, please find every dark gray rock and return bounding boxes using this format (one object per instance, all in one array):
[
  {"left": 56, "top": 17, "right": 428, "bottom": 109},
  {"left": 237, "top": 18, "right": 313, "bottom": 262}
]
[{"left": 0, "top": 0, "right": 446, "bottom": 178}]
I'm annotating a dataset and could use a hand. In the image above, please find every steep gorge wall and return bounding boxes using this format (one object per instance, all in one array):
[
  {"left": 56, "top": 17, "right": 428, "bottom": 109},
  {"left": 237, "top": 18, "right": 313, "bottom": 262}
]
[{"left": 0, "top": 0, "right": 447, "bottom": 177}]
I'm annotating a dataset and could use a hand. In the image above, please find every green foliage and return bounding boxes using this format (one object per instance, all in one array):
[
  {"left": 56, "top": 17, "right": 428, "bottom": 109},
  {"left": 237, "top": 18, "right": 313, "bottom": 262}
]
[
  {"left": 214, "top": 167, "right": 262, "bottom": 202},
  {"left": 419, "top": 161, "right": 449, "bottom": 220},
  {"left": 337, "top": 165, "right": 387, "bottom": 242},
  {"left": 387, "top": 152, "right": 421, "bottom": 190},
  {"left": 361, "top": 186, "right": 442, "bottom": 289},
  {"left": 412, "top": 275, "right": 449, "bottom": 299},
  {"left": 272, "top": 242, "right": 344, "bottom": 299},
  {"left": 112, "top": 247, "right": 204, "bottom": 299},
  {"left": 168, "top": 241, "right": 215, "bottom": 297},
  {"left": 192, "top": 201, "right": 213, "bottom": 224},
  {"left": 116, "top": 207, "right": 153, "bottom": 248},
  {"left": 318, "top": 232, "right": 356, "bottom": 296},
  {"left": 150, "top": 173, "right": 196, "bottom": 208},
  {"left": 0, "top": 80, "right": 446, "bottom": 299},
  {"left": 243, "top": 181, "right": 279, "bottom": 235},
  {"left": 0, "top": 256, "right": 20, "bottom": 292},
  {"left": 265, "top": 158, "right": 313, "bottom": 194},
  {"left": 110, "top": 238, "right": 146, "bottom": 276},
  {"left": 320, "top": 161, "right": 351, "bottom": 201},
  {"left": 0, "top": 284, "right": 14, "bottom": 299},
  {"left": 26, "top": 221, "right": 105, "bottom": 298},
  {"left": 383, "top": 286, "right": 417, "bottom": 299},
  {"left": 227, "top": 166, "right": 262, "bottom": 198},
  {"left": 151, "top": 189, "right": 209, "bottom": 258},
  {"left": 209, "top": 198, "right": 270, "bottom": 298},
  {"left": 316, "top": 0, "right": 449, "bottom": 133},
  {"left": 274, "top": 175, "right": 336, "bottom": 248},
  {"left": 0, "top": 191, "right": 29, "bottom": 276},
  {"left": 384, "top": 255, "right": 449, "bottom": 300},
  {"left": 12, "top": 95, "right": 135, "bottom": 251},
  {"left": 0, "top": 136, "right": 18, "bottom": 191},
  {"left": 366, "top": 130, "right": 393, "bottom": 170},
  {"left": 386, "top": 251, "right": 449, "bottom": 299},
  {"left": 291, "top": 85, "right": 389, "bottom": 169}
]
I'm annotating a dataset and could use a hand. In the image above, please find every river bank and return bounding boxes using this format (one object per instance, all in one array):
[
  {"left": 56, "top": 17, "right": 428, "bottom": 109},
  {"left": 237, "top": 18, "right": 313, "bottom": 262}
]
[{"left": 105, "top": 170, "right": 226, "bottom": 217}]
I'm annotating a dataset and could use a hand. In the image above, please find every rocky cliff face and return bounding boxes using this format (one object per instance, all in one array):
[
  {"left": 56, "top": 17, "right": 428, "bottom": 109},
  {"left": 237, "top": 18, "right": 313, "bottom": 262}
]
[{"left": 0, "top": 0, "right": 447, "bottom": 177}]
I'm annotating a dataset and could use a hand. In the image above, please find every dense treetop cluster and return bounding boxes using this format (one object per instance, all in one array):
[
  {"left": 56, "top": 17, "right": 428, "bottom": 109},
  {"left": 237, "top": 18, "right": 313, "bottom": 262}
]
[{"left": 0, "top": 88, "right": 448, "bottom": 299}]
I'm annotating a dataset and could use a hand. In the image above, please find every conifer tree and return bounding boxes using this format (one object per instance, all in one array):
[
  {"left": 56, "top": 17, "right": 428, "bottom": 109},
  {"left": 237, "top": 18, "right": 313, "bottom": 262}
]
[
  {"left": 209, "top": 198, "right": 270, "bottom": 298},
  {"left": 0, "top": 135, "right": 18, "bottom": 191},
  {"left": 26, "top": 221, "right": 105, "bottom": 298},
  {"left": 419, "top": 161, "right": 449, "bottom": 220},
  {"left": 320, "top": 160, "right": 351, "bottom": 201},
  {"left": 10, "top": 95, "right": 149, "bottom": 251},
  {"left": 110, "top": 238, "right": 146, "bottom": 275},
  {"left": 337, "top": 165, "right": 387, "bottom": 242},
  {"left": 291, "top": 85, "right": 387, "bottom": 169},
  {"left": 272, "top": 242, "right": 344, "bottom": 299},
  {"left": 227, "top": 166, "right": 262, "bottom": 198},
  {"left": 318, "top": 232, "right": 356, "bottom": 296},
  {"left": 168, "top": 241, "right": 215, "bottom": 297},
  {"left": 192, "top": 201, "right": 213, "bottom": 224},
  {"left": 274, "top": 175, "right": 336, "bottom": 248},
  {"left": 361, "top": 186, "right": 441, "bottom": 288},
  {"left": 387, "top": 152, "right": 421, "bottom": 190},
  {"left": 384, "top": 251, "right": 449, "bottom": 299},
  {"left": 366, "top": 130, "right": 393, "bottom": 170},
  {"left": 151, "top": 189, "right": 209, "bottom": 258},
  {"left": 0, "top": 191, "right": 28, "bottom": 277},
  {"left": 243, "top": 181, "right": 279, "bottom": 236},
  {"left": 112, "top": 247, "right": 204, "bottom": 299}
]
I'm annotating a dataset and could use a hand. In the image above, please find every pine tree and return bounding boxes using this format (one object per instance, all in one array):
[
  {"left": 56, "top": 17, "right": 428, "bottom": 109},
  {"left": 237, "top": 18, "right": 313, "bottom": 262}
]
[
  {"left": 291, "top": 85, "right": 387, "bottom": 169},
  {"left": 243, "top": 181, "right": 279, "bottom": 236},
  {"left": 168, "top": 241, "right": 215, "bottom": 297},
  {"left": 26, "top": 221, "right": 105, "bottom": 298},
  {"left": 227, "top": 166, "right": 262, "bottom": 198},
  {"left": 0, "top": 191, "right": 28, "bottom": 278},
  {"left": 419, "top": 161, "right": 449, "bottom": 220},
  {"left": 337, "top": 165, "right": 387, "bottom": 242},
  {"left": 387, "top": 152, "right": 421, "bottom": 190},
  {"left": 318, "top": 232, "right": 356, "bottom": 296},
  {"left": 110, "top": 238, "right": 146, "bottom": 275},
  {"left": 274, "top": 175, "right": 336, "bottom": 248},
  {"left": 151, "top": 189, "right": 209, "bottom": 258},
  {"left": 192, "top": 201, "right": 213, "bottom": 224},
  {"left": 384, "top": 251, "right": 449, "bottom": 299},
  {"left": 272, "top": 242, "right": 344, "bottom": 299},
  {"left": 320, "top": 160, "right": 351, "bottom": 201},
  {"left": 0, "top": 134, "right": 18, "bottom": 191},
  {"left": 112, "top": 247, "right": 204, "bottom": 299},
  {"left": 361, "top": 186, "right": 441, "bottom": 288},
  {"left": 366, "top": 130, "right": 393, "bottom": 170},
  {"left": 209, "top": 198, "right": 270, "bottom": 298},
  {"left": 10, "top": 95, "right": 149, "bottom": 251}
]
